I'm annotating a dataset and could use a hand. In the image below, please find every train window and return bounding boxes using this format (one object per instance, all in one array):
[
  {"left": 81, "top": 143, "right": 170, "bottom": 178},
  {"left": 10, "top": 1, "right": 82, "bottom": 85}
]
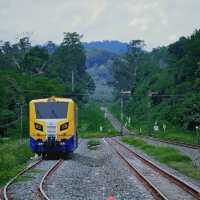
[{"left": 35, "top": 102, "right": 68, "bottom": 119}]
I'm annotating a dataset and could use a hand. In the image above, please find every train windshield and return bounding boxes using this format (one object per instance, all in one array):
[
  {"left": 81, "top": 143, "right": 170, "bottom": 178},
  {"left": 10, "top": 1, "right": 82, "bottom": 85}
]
[{"left": 35, "top": 102, "right": 68, "bottom": 119}]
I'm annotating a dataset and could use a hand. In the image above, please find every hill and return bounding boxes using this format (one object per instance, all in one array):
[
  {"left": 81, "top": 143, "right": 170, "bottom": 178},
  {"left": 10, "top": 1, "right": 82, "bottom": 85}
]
[{"left": 83, "top": 40, "right": 128, "bottom": 54}]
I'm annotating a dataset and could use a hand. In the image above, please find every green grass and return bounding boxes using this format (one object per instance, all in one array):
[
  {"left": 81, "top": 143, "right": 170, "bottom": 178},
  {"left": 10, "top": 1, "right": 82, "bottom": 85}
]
[
  {"left": 0, "top": 138, "right": 33, "bottom": 186},
  {"left": 79, "top": 131, "right": 117, "bottom": 138},
  {"left": 28, "top": 168, "right": 44, "bottom": 173},
  {"left": 78, "top": 104, "right": 118, "bottom": 138},
  {"left": 15, "top": 174, "right": 33, "bottom": 182},
  {"left": 108, "top": 103, "right": 199, "bottom": 145},
  {"left": 87, "top": 139, "right": 101, "bottom": 147},
  {"left": 129, "top": 121, "right": 199, "bottom": 145},
  {"left": 122, "top": 136, "right": 200, "bottom": 180},
  {"left": 87, "top": 139, "right": 101, "bottom": 150}
]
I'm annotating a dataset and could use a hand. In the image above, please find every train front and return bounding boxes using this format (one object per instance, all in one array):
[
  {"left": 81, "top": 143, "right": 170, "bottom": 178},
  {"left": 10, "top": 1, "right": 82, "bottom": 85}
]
[{"left": 29, "top": 97, "right": 77, "bottom": 155}]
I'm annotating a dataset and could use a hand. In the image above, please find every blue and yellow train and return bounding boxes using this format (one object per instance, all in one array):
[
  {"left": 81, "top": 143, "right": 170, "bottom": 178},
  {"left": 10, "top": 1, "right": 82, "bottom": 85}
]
[{"left": 29, "top": 97, "right": 78, "bottom": 156}]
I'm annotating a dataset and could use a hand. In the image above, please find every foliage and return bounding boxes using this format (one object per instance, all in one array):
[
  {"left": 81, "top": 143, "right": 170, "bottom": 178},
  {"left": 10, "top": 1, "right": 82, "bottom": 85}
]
[
  {"left": 111, "top": 29, "right": 200, "bottom": 132},
  {"left": 48, "top": 32, "right": 95, "bottom": 103},
  {"left": 0, "top": 139, "right": 33, "bottom": 186},
  {"left": 0, "top": 32, "right": 95, "bottom": 137},
  {"left": 78, "top": 104, "right": 117, "bottom": 138},
  {"left": 87, "top": 139, "right": 101, "bottom": 150}
]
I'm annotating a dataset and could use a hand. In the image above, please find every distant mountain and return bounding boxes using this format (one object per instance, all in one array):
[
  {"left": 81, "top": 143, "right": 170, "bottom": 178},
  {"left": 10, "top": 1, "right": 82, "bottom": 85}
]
[
  {"left": 42, "top": 41, "right": 57, "bottom": 54},
  {"left": 84, "top": 42, "right": 123, "bottom": 101},
  {"left": 83, "top": 40, "right": 128, "bottom": 54},
  {"left": 85, "top": 48, "right": 117, "bottom": 68}
]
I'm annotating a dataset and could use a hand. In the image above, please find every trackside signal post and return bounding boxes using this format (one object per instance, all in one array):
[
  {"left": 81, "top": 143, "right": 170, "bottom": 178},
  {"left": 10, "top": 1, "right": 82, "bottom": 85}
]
[
  {"left": 120, "top": 94, "right": 124, "bottom": 135},
  {"left": 72, "top": 70, "right": 74, "bottom": 92},
  {"left": 17, "top": 97, "right": 24, "bottom": 144}
]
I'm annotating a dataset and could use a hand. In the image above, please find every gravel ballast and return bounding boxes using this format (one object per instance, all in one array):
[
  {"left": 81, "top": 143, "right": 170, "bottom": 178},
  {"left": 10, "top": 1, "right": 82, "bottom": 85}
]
[
  {"left": 116, "top": 137, "right": 200, "bottom": 189},
  {"left": 104, "top": 109, "right": 200, "bottom": 188},
  {"left": 8, "top": 160, "right": 58, "bottom": 200},
  {"left": 46, "top": 139, "right": 154, "bottom": 200},
  {"left": 112, "top": 139, "right": 196, "bottom": 200}
]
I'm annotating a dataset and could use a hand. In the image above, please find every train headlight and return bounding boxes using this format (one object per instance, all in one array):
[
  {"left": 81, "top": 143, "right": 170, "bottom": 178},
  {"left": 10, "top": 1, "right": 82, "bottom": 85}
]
[
  {"left": 38, "top": 142, "right": 44, "bottom": 146},
  {"left": 60, "top": 122, "right": 69, "bottom": 131},
  {"left": 60, "top": 141, "right": 66, "bottom": 146},
  {"left": 35, "top": 123, "right": 43, "bottom": 131}
]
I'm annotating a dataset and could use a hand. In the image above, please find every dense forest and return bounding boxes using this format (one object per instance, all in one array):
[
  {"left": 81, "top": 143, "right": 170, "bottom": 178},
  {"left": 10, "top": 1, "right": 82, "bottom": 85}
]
[
  {"left": 0, "top": 32, "right": 95, "bottom": 136},
  {"left": 1, "top": 29, "right": 200, "bottom": 137},
  {"left": 111, "top": 29, "right": 200, "bottom": 131}
]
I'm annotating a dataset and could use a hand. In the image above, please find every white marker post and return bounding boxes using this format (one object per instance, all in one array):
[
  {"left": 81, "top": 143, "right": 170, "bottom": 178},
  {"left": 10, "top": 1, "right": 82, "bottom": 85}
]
[
  {"left": 100, "top": 125, "right": 103, "bottom": 132},
  {"left": 163, "top": 124, "right": 166, "bottom": 133}
]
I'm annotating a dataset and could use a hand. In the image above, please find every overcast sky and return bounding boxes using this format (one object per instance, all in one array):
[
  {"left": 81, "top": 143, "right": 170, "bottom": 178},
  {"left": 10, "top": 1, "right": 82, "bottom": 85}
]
[{"left": 0, "top": 0, "right": 200, "bottom": 49}]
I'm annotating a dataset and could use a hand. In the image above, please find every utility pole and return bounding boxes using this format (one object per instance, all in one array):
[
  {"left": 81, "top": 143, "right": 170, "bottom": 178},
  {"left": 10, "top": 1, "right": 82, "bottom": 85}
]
[
  {"left": 147, "top": 91, "right": 158, "bottom": 136},
  {"left": 147, "top": 100, "right": 151, "bottom": 136},
  {"left": 19, "top": 96, "right": 24, "bottom": 143},
  {"left": 147, "top": 91, "right": 152, "bottom": 136},
  {"left": 20, "top": 103, "right": 23, "bottom": 143},
  {"left": 120, "top": 90, "right": 131, "bottom": 135},
  {"left": 72, "top": 70, "right": 74, "bottom": 92},
  {"left": 120, "top": 93, "right": 124, "bottom": 135}
]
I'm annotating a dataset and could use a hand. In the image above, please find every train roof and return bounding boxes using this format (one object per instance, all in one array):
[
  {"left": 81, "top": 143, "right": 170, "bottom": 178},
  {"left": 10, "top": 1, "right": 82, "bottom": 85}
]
[{"left": 30, "top": 97, "right": 74, "bottom": 103}]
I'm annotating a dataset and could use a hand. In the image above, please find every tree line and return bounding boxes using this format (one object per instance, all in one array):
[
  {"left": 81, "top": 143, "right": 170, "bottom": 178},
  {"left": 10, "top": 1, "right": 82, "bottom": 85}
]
[
  {"left": 111, "top": 29, "right": 200, "bottom": 131},
  {"left": 0, "top": 32, "right": 95, "bottom": 136}
]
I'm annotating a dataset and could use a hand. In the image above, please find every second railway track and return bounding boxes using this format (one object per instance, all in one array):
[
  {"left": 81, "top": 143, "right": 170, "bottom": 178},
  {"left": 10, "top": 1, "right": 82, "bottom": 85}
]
[
  {"left": 3, "top": 159, "right": 43, "bottom": 200},
  {"left": 106, "top": 138, "right": 200, "bottom": 200},
  {"left": 3, "top": 159, "right": 64, "bottom": 200},
  {"left": 141, "top": 136, "right": 200, "bottom": 150}
]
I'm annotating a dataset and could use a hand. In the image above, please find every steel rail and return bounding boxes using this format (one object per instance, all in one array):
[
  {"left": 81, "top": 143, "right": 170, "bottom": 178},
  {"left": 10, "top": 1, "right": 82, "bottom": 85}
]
[
  {"left": 111, "top": 138, "right": 200, "bottom": 200},
  {"left": 143, "top": 136, "right": 200, "bottom": 149},
  {"left": 106, "top": 138, "right": 168, "bottom": 200},
  {"left": 39, "top": 159, "right": 64, "bottom": 200},
  {"left": 3, "top": 159, "right": 43, "bottom": 200}
]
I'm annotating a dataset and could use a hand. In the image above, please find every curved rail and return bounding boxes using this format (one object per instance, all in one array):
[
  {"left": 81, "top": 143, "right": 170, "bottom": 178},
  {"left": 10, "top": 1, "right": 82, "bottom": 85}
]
[
  {"left": 3, "top": 159, "right": 43, "bottom": 200},
  {"left": 111, "top": 138, "right": 200, "bottom": 200},
  {"left": 106, "top": 138, "right": 168, "bottom": 200},
  {"left": 39, "top": 159, "right": 64, "bottom": 200}
]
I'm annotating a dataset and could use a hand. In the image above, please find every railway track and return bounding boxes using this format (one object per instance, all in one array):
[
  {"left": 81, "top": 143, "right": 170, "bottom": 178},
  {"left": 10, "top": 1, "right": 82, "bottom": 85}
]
[
  {"left": 39, "top": 159, "right": 64, "bottom": 200},
  {"left": 3, "top": 159, "right": 43, "bottom": 200},
  {"left": 106, "top": 138, "right": 200, "bottom": 200},
  {"left": 142, "top": 136, "right": 200, "bottom": 149},
  {"left": 3, "top": 159, "right": 64, "bottom": 200},
  {"left": 104, "top": 108, "right": 200, "bottom": 150}
]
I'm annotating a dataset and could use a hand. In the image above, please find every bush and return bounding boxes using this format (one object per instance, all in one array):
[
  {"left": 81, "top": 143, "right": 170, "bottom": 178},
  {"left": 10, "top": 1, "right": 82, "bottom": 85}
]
[{"left": 0, "top": 139, "right": 33, "bottom": 186}]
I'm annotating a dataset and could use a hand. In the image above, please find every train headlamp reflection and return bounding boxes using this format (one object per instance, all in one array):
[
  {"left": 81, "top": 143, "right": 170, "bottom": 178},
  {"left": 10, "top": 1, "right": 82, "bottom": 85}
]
[
  {"left": 35, "top": 123, "right": 43, "bottom": 131},
  {"left": 60, "top": 122, "right": 69, "bottom": 131}
]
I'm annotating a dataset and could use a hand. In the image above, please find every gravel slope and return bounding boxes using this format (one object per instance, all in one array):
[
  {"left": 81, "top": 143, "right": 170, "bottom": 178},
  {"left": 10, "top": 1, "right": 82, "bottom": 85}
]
[{"left": 46, "top": 139, "right": 154, "bottom": 200}]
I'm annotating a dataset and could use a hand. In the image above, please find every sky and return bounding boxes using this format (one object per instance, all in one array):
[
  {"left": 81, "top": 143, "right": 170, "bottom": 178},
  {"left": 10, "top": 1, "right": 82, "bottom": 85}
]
[{"left": 0, "top": 0, "right": 200, "bottom": 49}]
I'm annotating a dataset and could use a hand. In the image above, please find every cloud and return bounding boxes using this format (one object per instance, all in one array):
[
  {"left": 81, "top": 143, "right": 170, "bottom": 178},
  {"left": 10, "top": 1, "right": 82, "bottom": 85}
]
[
  {"left": 0, "top": 0, "right": 200, "bottom": 49},
  {"left": 168, "top": 34, "right": 178, "bottom": 42}
]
